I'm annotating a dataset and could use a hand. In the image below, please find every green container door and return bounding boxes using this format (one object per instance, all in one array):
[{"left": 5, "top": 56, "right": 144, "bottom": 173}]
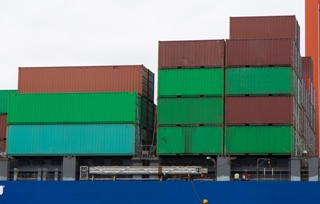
[
  {"left": 8, "top": 92, "right": 141, "bottom": 125},
  {"left": 226, "top": 67, "right": 295, "bottom": 96},
  {"left": 158, "top": 69, "right": 224, "bottom": 97},
  {"left": 158, "top": 97, "right": 223, "bottom": 125},
  {"left": 0, "top": 90, "right": 17, "bottom": 114},
  {"left": 157, "top": 126, "right": 223, "bottom": 155},
  {"left": 225, "top": 126, "right": 294, "bottom": 155}
]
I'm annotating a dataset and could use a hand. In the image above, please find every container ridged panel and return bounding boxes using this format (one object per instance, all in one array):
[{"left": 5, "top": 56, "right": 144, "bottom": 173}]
[
  {"left": 158, "top": 69, "right": 224, "bottom": 97},
  {"left": 0, "top": 115, "right": 7, "bottom": 139},
  {"left": 158, "top": 40, "right": 225, "bottom": 68},
  {"left": 7, "top": 124, "right": 140, "bottom": 156},
  {"left": 0, "top": 90, "right": 17, "bottom": 114},
  {"left": 225, "top": 126, "right": 293, "bottom": 155},
  {"left": 158, "top": 98, "right": 223, "bottom": 125},
  {"left": 8, "top": 92, "right": 139, "bottom": 125},
  {"left": 157, "top": 126, "right": 222, "bottom": 155},
  {"left": 226, "top": 67, "right": 295, "bottom": 96}
]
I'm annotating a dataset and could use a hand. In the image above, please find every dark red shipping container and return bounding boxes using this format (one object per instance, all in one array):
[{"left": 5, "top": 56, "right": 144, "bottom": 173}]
[
  {"left": 158, "top": 40, "right": 225, "bottom": 69},
  {"left": 18, "top": 65, "right": 154, "bottom": 102},
  {"left": 226, "top": 39, "right": 297, "bottom": 71},
  {"left": 302, "top": 57, "right": 313, "bottom": 82},
  {"left": 225, "top": 96, "right": 295, "bottom": 125},
  {"left": 230, "top": 15, "right": 300, "bottom": 49},
  {"left": 0, "top": 139, "right": 5, "bottom": 152},
  {"left": 0, "top": 115, "right": 6, "bottom": 139},
  {"left": 303, "top": 76, "right": 311, "bottom": 94}
]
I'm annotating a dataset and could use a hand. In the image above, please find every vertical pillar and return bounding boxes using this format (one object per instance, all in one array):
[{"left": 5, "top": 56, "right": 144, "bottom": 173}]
[
  {"left": 132, "top": 160, "right": 142, "bottom": 179},
  {"left": 308, "top": 157, "right": 319, "bottom": 181},
  {"left": 149, "top": 159, "right": 159, "bottom": 179},
  {"left": 290, "top": 157, "right": 301, "bottom": 181},
  {"left": 62, "top": 156, "right": 76, "bottom": 181},
  {"left": 0, "top": 158, "right": 9, "bottom": 181},
  {"left": 217, "top": 157, "right": 230, "bottom": 181}
]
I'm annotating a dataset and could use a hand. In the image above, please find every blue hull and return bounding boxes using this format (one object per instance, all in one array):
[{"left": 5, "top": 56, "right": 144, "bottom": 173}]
[{"left": 0, "top": 181, "right": 319, "bottom": 204}]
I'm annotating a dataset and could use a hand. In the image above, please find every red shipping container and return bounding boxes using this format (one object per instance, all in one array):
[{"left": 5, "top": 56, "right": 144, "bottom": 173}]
[
  {"left": 230, "top": 15, "right": 300, "bottom": 49},
  {"left": 0, "top": 139, "right": 5, "bottom": 152},
  {"left": 302, "top": 76, "right": 311, "bottom": 94},
  {"left": 18, "top": 65, "right": 154, "bottom": 102},
  {"left": 302, "top": 57, "right": 313, "bottom": 82},
  {"left": 225, "top": 96, "right": 295, "bottom": 125},
  {"left": 158, "top": 40, "right": 225, "bottom": 69},
  {"left": 226, "top": 39, "right": 297, "bottom": 71},
  {"left": 0, "top": 115, "right": 6, "bottom": 139}
]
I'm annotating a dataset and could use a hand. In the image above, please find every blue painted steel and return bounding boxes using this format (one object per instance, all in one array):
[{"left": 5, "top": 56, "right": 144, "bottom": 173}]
[
  {"left": 0, "top": 181, "right": 319, "bottom": 204},
  {"left": 7, "top": 124, "right": 139, "bottom": 156}
]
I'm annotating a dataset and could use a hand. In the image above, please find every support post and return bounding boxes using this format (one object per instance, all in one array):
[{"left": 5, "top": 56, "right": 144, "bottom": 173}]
[
  {"left": 37, "top": 168, "right": 42, "bottom": 181},
  {"left": 42, "top": 168, "right": 48, "bottom": 181},
  {"left": 0, "top": 158, "right": 9, "bottom": 181},
  {"left": 308, "top": 157, "right": 319, "bottom": 181},
  {"left": 149, "top": 159, "right": 159, "bottom": 179},
  {"left": 217, "top": 156, "right": 230, "bottom": 181},
  {"left": 132, "top": 160, "right": 142, "bottom": 179},
  {"left": 62, "top": 156, "right": 76, "bottom": 181},
  {"left": 290, "top": 157, "right": 301, "bottom": 181}
]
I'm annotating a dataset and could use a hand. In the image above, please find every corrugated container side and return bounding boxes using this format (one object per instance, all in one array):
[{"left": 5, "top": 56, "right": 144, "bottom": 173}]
[
  {"left": 7, "top": 124, "right": 143, "bottom": 156},
  {"left": 225, "top": 126, "right": 294, "bottom": 155},
  {"left": 302, "top": 57, "right": 313, "bottom": 82},
  {"left": 158, "top": 40, "right": 225, "bottom": 68},
  {"left": 302, "top": 77, "right": 311, "bottom": 94},
  {"left": 8, "top": 92, "right": 140, "bottom": 125},
  {"left": 148, "top": 70, "right": 155, "bottom": 102},
  {"left": 226, "top": 39, "right": 297, "bottom": 72},
  {"left": 226, "top": 67, "right": 295, "bottom": 96},
  {"left": 0, "top": 139, "right": 5, "bottom": 152},
  {"left": 225, "top": 96, "right": 294, "bottom": 125},
  {"left": 0, "top": 115, "right": 7, "bottom": 139},
  {"left": 311, "top": 83, "right": 315, "bottom": 107},
  {"left": 0, "top": 90, "right": 17, "bottom": 114},
  {"left": 229, "top": 16, "right": 299, "bottom": 48},
  {"left": 157, "top": 126, "right": 222, "bottom": 155},
  {"left": 158, "top": 97, "right": 224, "bottom": 125},
  {"left": 158, "top": 69, "right": 224, "bottom": 97},
  {"left": 18, "top": 65, "right": 154, "bottom": 101}
]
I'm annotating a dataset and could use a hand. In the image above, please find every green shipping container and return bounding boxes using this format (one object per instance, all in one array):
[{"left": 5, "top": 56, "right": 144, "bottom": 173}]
[
  {"left": 0, "top": 90, "right": 17, "bottom": 114},
  {"left": 158, "top": 68, "right": 224, "bottom": 97},
  {"left": 225, "top": 126, "right": 295, "bottom": 155},
  {"left": 226, "top": 67, "right": 298, "bottom": 98},
  {"left": 158, "top": 97, "right": 223, "bottom": 125},
  {"left": 7, "top": 92, "right": 147, "bottom": 125},
  {"left": 157, "top": 126, "right": 223, "bottom": 155}
]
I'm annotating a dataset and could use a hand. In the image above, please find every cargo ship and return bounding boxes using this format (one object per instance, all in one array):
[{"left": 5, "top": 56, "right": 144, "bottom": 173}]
[{"left": 1, "top": 11, "right": 320, "bottom": 204}]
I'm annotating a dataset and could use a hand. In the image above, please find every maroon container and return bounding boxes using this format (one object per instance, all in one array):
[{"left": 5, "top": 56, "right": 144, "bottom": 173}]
[
  {"left": 225, "top": 96, "right": 295, "bottom": 125},
  {"left": 230, "top": 15, "right": 300, "bottom": 49},
  {"left": 18, "top": 65, "right": 154, "bottom": 101},
  {"left": 0, "top": 139, "right": 5, "bottom": 152},
  {"left": 302, "top": 76, "right": 311, "bottom": 94},
  {"left": 226, "top": 39, "right": 297, "bottom": 71},
  {"left": 302, "top": 57, "right": 313, "bottom": 82},
  {"left": 158, "top": 40, "right": 225, "bottom": 69},
  {"left": 0, "top": 115, "right": 6, "bottom": 139}
]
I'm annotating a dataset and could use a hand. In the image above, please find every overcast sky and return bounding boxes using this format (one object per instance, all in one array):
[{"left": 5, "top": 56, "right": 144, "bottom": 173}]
[{"left": 0, "top": 0, "right": 305, "bottom": 93}]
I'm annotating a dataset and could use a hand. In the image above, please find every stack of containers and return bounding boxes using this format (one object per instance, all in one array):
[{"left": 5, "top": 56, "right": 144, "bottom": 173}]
[
  {"left": 7, "top": 65, "right": 155, "bottom": 156},
  {"left": 0, "top": 90, "right": 17, "bottom": 152},
  {"left": 157, "top": 40, "right": 225, "bottom": 155},
  {"left": 302, "top": 57, "right": 316, "bottom": 153},
  {"left": 225, "top": 16, "right": 306, "bottom": 155}
]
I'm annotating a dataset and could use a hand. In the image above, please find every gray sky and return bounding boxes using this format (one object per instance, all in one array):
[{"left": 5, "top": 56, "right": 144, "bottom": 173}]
[{"left": 0, "top": 0, "right": 305, "bottom": 93}]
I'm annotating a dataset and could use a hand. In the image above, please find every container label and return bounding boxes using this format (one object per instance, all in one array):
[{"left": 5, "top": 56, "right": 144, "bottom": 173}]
[{"left": 0, "top": 185, "right": 4, "bottom": 195}]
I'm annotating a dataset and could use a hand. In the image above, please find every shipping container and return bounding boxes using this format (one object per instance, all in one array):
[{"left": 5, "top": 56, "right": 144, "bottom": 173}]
[
  {"left": 229, "top": 15, "right": 300, "bottom": 49},
  {"left": 225, "top": 96, "right": 296, "bottom": 125},
  {"left": 225, "top": 126, "right": 296, "bottom": 155},
  {"left": 148, "top": 70, "right": 155, "bottom": 102},
  {"left": 158, "top": 40, "right": 225, "bottom": 68},
  {"left": 302, "top": 77, "right": 311, "bottom": 94},
  {"left": 158, "top": 97, "right": 223, "bottom": 125},
  {"left": 226, "top": 67, "right": 297, "bottom": 97},
  {"left": 0, "top": 139, "right": 5, "bottom": 152},
  {"left": 0, "top": 115, "right": 7, "bottom": 139},
  {"left": 7, "top": 124, "right": 146, "bottom": 156},
  {"left": 158, "top": 68, "right": 224, "bottom": 97},
  {"left": 311, "top": 82, "right": 315, "bottom": 108},
  {"left": 18, "top": 65, "right": 154, "bottom": 102},
  {"left": 302, "top": 57, "right": 313, "bottom": 82},
  {"left": 0, "top": 90, "right": 17, "bottom": 114},
  {"left": 157, "top": 126, "right": 222, "bottom": 155},
  {"left": 7, "top": 92, "right": 148, "bottom": 125},
  {"left": 226, "top": 39, "right": 297, "bottom": 72}
]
